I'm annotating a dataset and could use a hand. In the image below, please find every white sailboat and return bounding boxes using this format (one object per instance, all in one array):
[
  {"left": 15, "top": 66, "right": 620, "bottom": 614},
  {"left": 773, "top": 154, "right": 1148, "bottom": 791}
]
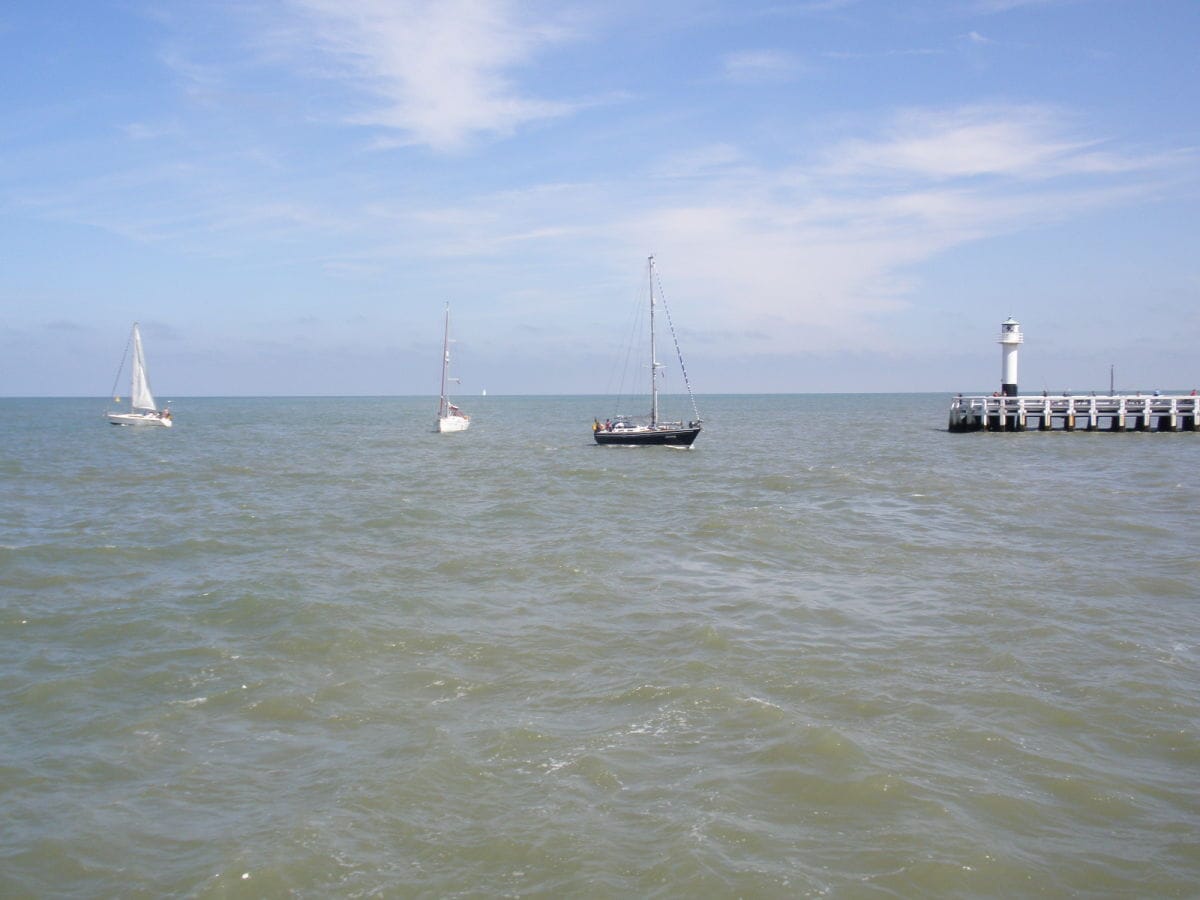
[
  {"left": 592, "top": 256, "right": 701, "bottom": 446},
  {"left": 106, "top": 323, "right": 172, "bottom": 427},
  {"left": 436, "top": 304, "right": 470, "bottom": 433}
]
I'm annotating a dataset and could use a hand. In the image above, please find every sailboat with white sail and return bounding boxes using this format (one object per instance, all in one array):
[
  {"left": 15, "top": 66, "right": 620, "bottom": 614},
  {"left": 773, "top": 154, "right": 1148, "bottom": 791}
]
[
  {"left": 436, "top": 304, "right": 470, "bottom": 433},
  {"left": 592, "top": 256, "right": 701, "bottom": 446},
  {"left": 106, "top": 322, "right": 172, "bottom": 427}
]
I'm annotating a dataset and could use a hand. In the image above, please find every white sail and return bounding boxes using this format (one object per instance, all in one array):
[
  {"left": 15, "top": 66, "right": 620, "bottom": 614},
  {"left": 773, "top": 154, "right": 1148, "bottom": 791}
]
[{"left": 129, "top": 324, "right": 157, "bottom": 412}]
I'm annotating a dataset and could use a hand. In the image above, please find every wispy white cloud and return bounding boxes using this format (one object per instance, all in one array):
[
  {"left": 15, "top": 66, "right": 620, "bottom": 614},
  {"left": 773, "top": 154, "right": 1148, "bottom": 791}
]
[
  {"left": 823, "top": 47, "right": 943, "bottom": 60},
  {"left": 651, "top": 144, "right": 749, "bottom": 180},
  {"left": 720, "top": 49, "right": 804, "bottom": 84},
  {"left": 122, "top": 120, "right": 184, "bottom": 141},
  {"left": 821, "top": 105, "right": 1155, "bottom": 182},
  {"left": 315, "top": 101, "right": 1185, "bottom": 360},
  {"left": 593, "top": 104, "right": 1190, "bottom": 353},
  {"left": 156, "top": 46, "right": 234, "bottom": 107},
  {"left": 969, "top": 0, "right": 1071, "bottom": 11},
  {"left": 267, "top": 0, "right": 582, "bottom": 151},
  {"left": 792, "top": 0, "right": 864, "bottom": 11},
  {"left": 617, "top": 177, "right": 1157, "bottom": 352},
  {"left": 30, "top": 96, "right": 1179, "bottom": 361}
]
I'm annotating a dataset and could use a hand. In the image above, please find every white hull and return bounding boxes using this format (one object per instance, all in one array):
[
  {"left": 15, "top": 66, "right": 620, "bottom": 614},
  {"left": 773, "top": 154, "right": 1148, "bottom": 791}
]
[
  {"left": 436, "top": 414, "right": 470, "bottom": 433},
  {"left": 108, "top": 411, "right": 172, "bottom": 427}
]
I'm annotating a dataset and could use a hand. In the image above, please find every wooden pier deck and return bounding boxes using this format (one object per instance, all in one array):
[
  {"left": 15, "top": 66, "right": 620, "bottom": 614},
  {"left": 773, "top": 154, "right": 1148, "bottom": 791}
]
[{"left": 949, "top": 394, "right": 1199, "bottom": 433}]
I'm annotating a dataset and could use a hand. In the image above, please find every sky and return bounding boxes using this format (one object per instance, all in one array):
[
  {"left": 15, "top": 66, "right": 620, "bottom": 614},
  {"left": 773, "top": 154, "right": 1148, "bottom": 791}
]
[{"left": 2, "top": 0, "right": 1198, "bottom": 397}]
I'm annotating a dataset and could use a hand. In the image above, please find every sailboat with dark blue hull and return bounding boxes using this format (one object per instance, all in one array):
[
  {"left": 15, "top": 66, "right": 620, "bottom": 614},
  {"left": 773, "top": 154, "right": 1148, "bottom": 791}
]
[
  {"left": 594, "top": 419, "right": 701, "bottom": 446},
  {"left": 593, "top": 256, "right": 702, "bottom": 447}
]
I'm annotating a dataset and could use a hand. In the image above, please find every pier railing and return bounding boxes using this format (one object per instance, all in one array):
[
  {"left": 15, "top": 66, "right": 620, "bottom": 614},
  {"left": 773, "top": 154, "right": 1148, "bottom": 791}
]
[{"left": 949, "top": 394, "right": 1199, "bottom": 433}]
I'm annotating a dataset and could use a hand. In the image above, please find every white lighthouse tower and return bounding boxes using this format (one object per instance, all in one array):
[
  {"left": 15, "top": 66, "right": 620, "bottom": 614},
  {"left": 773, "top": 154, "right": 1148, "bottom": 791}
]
[{"left": 998, "top": 317, "right": 1023, "bottom": 397}]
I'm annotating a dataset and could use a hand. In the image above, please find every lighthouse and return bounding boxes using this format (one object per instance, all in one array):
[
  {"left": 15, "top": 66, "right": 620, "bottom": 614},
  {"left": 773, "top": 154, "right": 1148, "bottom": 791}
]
[{"left": 999, "top": 317, "right": 1022, "bottom": 396}]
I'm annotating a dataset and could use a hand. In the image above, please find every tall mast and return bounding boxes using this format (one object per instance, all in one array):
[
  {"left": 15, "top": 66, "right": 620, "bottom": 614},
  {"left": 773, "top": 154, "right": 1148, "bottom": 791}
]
[
  {"left": 131, "top": 323, "right": 141, "bottom": 407},
  {"left": 649, "top": 255, "right": 659, "bottom": 426},
  {"left": 439, "top": 304, "right": 450, "bottom": 417}
]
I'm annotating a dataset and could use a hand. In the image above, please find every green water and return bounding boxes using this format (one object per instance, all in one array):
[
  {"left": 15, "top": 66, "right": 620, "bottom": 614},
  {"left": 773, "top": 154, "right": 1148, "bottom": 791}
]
[{"left": 2, "top": 395, "right": 1198, "bottom": 896}]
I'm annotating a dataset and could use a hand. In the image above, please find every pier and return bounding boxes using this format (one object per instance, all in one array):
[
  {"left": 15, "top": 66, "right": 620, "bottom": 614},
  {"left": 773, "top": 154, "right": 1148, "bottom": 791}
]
[
  {"left": 950, "top": 316, "right": 1196, "bottom": 433},
  {"left": 949, "top": 393, "right": 1199, "bottom": 433}
]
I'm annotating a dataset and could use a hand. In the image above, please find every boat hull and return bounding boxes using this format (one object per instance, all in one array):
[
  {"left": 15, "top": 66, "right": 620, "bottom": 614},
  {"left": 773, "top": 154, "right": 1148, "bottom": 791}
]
[
  {"left": 437, "top": 415, "right": 470, "bottom": 433},
  {"left": 594, "top": 426, "right": 700, "bottom": 446},
  {"left": 107, "top": 412, "right": 172, "bottom": 427}
]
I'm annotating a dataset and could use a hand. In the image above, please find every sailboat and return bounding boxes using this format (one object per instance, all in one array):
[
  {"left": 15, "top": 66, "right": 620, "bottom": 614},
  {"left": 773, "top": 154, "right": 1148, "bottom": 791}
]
[
  {"left": 435, "top": 304, "right": 470, "bottom": 433},
  {"left": 593, "top": 256, "right": 701, "bottom": 446},
  {"left": 106, "top": 323, "right": 172, "bottom": 427}
]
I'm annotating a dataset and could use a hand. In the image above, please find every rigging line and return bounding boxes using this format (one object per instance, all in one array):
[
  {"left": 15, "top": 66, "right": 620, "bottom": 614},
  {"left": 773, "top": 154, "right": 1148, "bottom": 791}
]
[
  {"left": 605, "top": 271, "right": 649, "bottom": 417},
  {"left": 108, "top": 325, "right": 134, "bottom": 401},
  {"left": 652, "top": 268, "right": 702, "bottom": 424}
]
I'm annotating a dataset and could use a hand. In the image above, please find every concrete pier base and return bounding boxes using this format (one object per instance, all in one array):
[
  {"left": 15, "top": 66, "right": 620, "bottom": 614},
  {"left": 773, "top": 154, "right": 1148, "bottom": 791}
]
[{"left": 949, "top": 394, "right": 1199, "bottom": 434}]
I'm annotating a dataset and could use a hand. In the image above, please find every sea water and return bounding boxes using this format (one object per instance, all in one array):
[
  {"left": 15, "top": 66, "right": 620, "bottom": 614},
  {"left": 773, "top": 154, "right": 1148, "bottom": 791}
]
[{"left": 2, "top": 395, "right": 1198, "bottom": 897}]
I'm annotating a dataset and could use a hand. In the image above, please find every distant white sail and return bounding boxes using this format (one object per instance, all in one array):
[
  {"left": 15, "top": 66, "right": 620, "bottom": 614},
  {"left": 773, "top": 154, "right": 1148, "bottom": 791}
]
[{"left": 130, "top": 324, "right": 157, "bottom": 412}]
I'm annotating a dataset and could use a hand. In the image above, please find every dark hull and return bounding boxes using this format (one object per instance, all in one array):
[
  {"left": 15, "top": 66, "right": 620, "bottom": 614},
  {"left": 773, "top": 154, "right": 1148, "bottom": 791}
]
[{"left": 594, "top": 426, "right": 700, "bottom": 446}]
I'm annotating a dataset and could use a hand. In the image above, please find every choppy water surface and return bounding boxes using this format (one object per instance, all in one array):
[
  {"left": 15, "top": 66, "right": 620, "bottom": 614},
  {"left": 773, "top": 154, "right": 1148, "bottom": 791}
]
[{"left": 2, "top": 395, "right": 1198, "bottom": 897}]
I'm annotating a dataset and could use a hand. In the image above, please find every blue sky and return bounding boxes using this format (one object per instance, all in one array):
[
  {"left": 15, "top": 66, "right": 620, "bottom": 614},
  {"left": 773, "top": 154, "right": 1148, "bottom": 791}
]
[{"left": 2, "top": 0, "right": 1197, "bottom": 396}]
